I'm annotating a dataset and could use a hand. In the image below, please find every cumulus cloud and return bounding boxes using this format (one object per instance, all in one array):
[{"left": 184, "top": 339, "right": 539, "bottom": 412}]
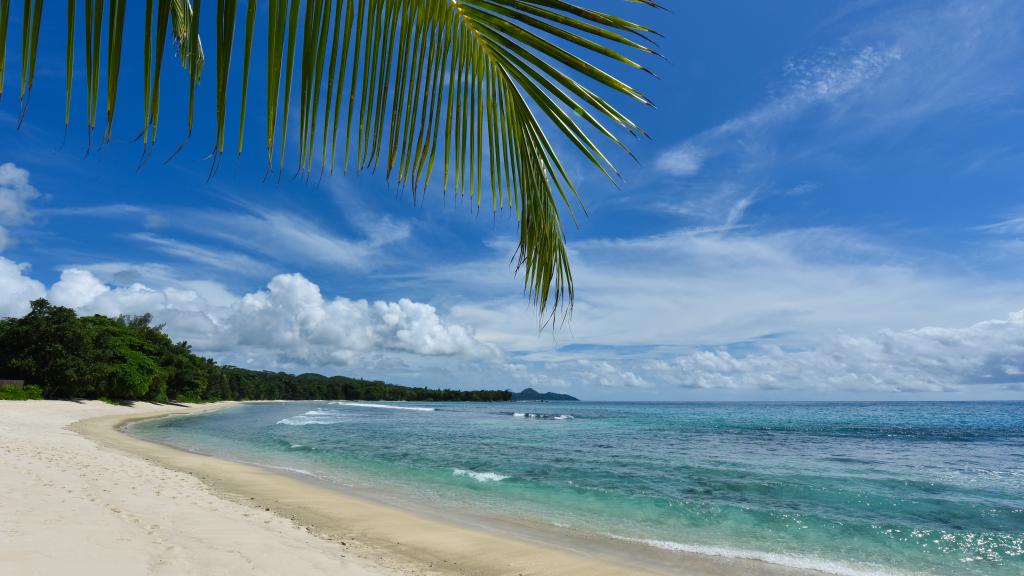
[
  {"left": 0, "top": 162, "right": 40, "bottom": 251},
  {"left": 49, "top": 268, "right": 111, "bottom": 309},
  {"left": 223, "top": 273, "right": 494, "bottom": 365},
  {"left": 0, "top": 162, "right": 38, "bottom": 224},
  {"left": 574, "top": 360, "right": 651, "bottom": 388},
  {"left": 0, "top": 257, "right": 46, "bottom": 317},
  {"left": 29, "top": 267, "right": 496, "bottom": 372}
]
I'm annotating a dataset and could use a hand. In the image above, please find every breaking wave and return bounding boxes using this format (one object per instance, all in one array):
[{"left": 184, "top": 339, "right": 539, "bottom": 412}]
[
  {"left": 331, "top": 402, "right": 436, "bottom": 412},
  {"left": 453, "top": 468, "right": 510, "bottom": 482},
  {"left": 501, "top": 411, "right": 575, "bottom": 420},
  {"left": 276, "top": 409, "right": 346, "bottom": 426}
]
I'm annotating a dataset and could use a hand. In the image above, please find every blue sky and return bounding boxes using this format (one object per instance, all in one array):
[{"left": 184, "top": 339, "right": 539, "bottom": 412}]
[{"left": 2, "top": 0, "right": 1024, "bottom": 400}]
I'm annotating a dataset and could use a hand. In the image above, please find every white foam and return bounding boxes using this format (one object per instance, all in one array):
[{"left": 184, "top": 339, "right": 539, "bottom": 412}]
[
  {"left": 331, "top": 402, "right": 436, "bottom": 412},
  {"left": 453, "top": 468, "right": 510, "bottom": 482},
  {"left": 511, "top": 412, "right": 573, "bottom": 420},
  {"left": 276, "top": 409, "right": 346, "bottom": 426},
  {"left": 611, "top": 536, "right": 906, "bottom": 576}
]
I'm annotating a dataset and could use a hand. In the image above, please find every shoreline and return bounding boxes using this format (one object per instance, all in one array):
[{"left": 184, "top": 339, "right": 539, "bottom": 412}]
[
  {"left": 5, "top": 399, "right": 846, "bottom": 576},
  {"left": 77, "top": 402, "right": 679, "bottom": 576},
  {"left": 84, "top": 401, "right": 842, "bottom": 576}
]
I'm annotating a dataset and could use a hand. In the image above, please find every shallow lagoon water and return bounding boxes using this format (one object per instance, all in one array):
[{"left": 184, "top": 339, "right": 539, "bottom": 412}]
[{"left": 131, "top": 401, "right": 1024, "bottom": 576}]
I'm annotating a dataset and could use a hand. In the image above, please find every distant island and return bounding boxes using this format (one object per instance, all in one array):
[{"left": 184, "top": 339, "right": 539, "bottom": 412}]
[{"left": 511, "top": 388, "right": 579, "bottom": 402}]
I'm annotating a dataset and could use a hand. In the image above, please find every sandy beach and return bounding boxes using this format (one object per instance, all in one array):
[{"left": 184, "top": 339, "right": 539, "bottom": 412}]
[
  {"left": 0, "top": 401, "right": 399, "bottom": 576},
  {"left": 1, "top": 400, "right": 822, "bottom": 576}
]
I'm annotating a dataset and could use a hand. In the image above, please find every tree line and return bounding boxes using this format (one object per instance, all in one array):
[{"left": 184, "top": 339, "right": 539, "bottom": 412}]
[{"left": 0, "top": 299, "right": 511, "bottom": 403}]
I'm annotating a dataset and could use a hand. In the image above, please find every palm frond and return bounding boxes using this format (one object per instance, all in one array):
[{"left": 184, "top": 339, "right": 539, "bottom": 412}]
[
  {"left": 284, "top": 1, "right": 658, "bottom": 321},
  {"left": 236, "top": 0, "right": 256, "bottom": 154},
  {"left": 65, "top": 0, "right": 75, "bottom": 131},
  {"left": 0, "top": 0, "right": 659, "bottom": 320},
  {"left": 170, "top": 0, "right": 205, "bottom": 75},
  {"left": 213, "top": 0, "right": 239, "bottom": 161},
  {"left": 105, "top": 0, "right": 127, "bottom": 142},
  {"left": 0, "top": 0, "right": 8, "bottom": 100},
  {"left": 18, "top": 0, "right": 41, "bottom": 123},
  {"left": 84, "top": 0, "right": 103, "bottom": 145},
  {"left": 145, "top": 0, "right": 173, "bottom": 146}
]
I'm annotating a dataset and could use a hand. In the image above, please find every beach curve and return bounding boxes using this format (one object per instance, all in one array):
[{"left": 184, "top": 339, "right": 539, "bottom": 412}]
[{"left": 5, "top": 400, "right": 832, "bottom": 576}]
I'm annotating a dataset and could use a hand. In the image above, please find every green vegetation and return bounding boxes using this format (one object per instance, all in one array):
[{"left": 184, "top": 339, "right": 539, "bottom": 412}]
[
  {"left": 0, "top": 384, "right": 43, "bottom": 400},
  {"left": 0, "top": 299, "right": 510, "bottom": 403}
]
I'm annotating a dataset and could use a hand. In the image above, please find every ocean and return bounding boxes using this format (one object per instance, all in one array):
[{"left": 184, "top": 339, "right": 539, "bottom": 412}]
[{"left": 129, "top": 401, "right": 1024, "bottom": 576}]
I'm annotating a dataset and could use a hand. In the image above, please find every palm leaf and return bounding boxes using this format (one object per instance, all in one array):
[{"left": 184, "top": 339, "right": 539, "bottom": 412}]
[
  {"left": 0, "top": 0, "right": 658, "bottom": 320},
  {"left": 0, "top": 0, "right": 8, "bottom": 100},
  {"left": 18, "top": 0, "right": 41, "bottom": 123},
  {"left": 170, "top": 0, "right": 205, "bottom": 75},
  {"left": 213, "top": 0, "right": 239, "bottom": 161},
  {"left": 295, "top": 1, "right": 658, "bottom": 320},
  {"left": 236, "top": 0, "right": 256, "bottom": 154},
  {"left": 84, "top": 0, "right": 103, "bottom": 146},
  {"left": 146, "top": 0, "right": 173, "bottom": 145},
  {"left": 65, "top": 0, "right": 75, "bottom": 131},
  {"left": 186, "top": 0, "right": 201, "bottom": 135},
  {"left": 105, "top": 0, "right": 127, "bottom": 142}
]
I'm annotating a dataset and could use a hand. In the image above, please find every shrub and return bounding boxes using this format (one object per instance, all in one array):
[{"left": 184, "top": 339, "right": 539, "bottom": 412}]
[{"left": 0, "top": 384, "right": 44, "bottom": 400}]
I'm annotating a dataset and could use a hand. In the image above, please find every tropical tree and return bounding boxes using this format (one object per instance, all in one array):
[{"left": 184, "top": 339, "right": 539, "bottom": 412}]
[{"left": 0, "top": 1, "right": 660, "bottom": 321}]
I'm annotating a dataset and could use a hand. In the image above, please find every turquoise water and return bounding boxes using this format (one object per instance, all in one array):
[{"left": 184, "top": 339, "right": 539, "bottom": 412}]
[{"left": 131, "top": 401, "right": 1024, "bottom": 576}]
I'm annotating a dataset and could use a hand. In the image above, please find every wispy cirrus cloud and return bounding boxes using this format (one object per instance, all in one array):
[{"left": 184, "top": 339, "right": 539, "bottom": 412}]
[
  {"left": 652, "top": 0, "right": 1023, "bottom": 234},
  {"left": 42, "top": 195, "right": 412, "bottom": 274},
  {"left": 436, "top": 223, "right": 1024, "bottom": 380},
  {"left": 654, "top": 144, "right": 705, "bottom": 177},
  {"left": 178, "top": 205, "right": 410, "bottom": 271},
  {"left": 656, "top": 44, "right": 902, "bottom": 179},
  {"left": 130, "top": 233, "right": 275, "bottom": 276}
]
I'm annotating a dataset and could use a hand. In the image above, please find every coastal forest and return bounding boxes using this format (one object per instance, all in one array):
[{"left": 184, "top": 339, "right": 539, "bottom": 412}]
[{"left": 0, "top": 299, "right": 510, "bottom": 403}]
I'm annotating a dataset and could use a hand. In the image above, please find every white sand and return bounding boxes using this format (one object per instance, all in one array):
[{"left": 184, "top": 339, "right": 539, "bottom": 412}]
[{"left": 0, "top": 401, "right": 396, "bottom": 576}]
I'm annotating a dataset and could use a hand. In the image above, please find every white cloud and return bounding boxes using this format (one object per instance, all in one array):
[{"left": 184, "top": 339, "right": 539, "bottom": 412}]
[
  {"left": 41, "top": 195, "right": 412, "bottom": 273},
  {"left": 223, "top": 273, "right": 494, "bottom": 364},
  {"left": 835, "top": 0, "right": 1024, "bottom": 128},
  {"left": 2, "top": 239, "right": 1022, "bottom": 398},
  {"left": 180, "top": 206, "right": 410, "bottom": 271},
  {"left": 130, "top": 233, "right": 274, "bottom": 276},
  {"left": 49, "top": 268, "right": 111, "bottom": 309},
  {"left": 655, "top": 144, "right": 704, "bottom": 176},
  {"left": 656, "top": 44, "right": 901, "bottom": 180},
  {"left": 0, "top": 162, "right": 40, "bottom": 251},
  {"left": 444, "top": 226, "right": 1024, "bottom": 358},
  {"left": 0, "top": 257, "right": 46, "bottom": 317},
  {"left": 0, "top": 162, "right": 38, "bottom": 224},
  {"left": 979, "top": 214, "right": 1024, "bottom": 236},
  {"left": 574, "top": 360, "right": 651, "bottom": 389},
  {"left": 659, "top": 183, "right": 760, "bottom": 229},
  {"left": 23, "top": 267, "right": 496, "bottom": 373},
  {"left": 657, "top": 0, "right": 1023, "bottom": 184},
  {"left": 648, "top": 309, "right": 1024, "bottom": 393}
]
